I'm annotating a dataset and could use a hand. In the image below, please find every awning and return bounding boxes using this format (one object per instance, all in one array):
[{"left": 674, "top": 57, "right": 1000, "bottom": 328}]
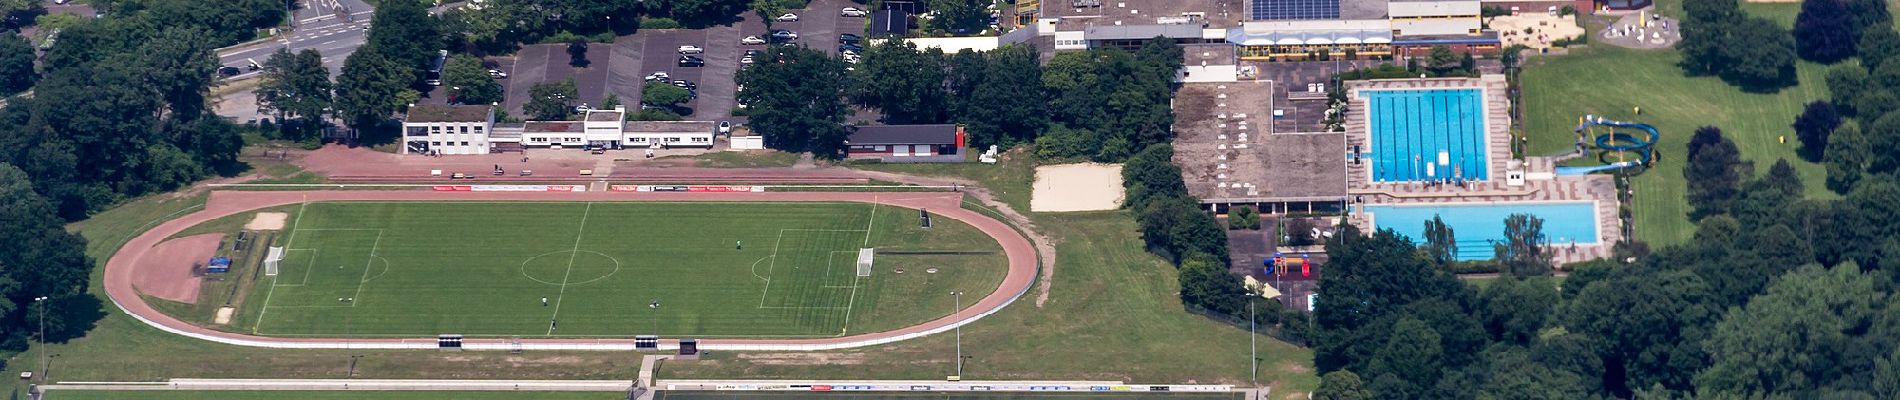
[{"left": 1226, "top": 28, "right": 1393, "bottom": 47}]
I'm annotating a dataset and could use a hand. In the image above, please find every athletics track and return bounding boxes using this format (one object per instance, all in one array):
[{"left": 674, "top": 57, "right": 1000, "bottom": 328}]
[{"left": 102, "top": 190, "right": 1037, "bottom": 351}]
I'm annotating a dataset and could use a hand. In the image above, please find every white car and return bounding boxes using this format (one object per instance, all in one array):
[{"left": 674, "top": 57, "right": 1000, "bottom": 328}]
[
  {"left": 718, "top": 121, "right": 732, "bottom": 134},
  {"left": 740, "top": 56, "right": 755, "bottom": 65},
  {"left": 678, "top": 45, "right": 704, "bottom": 54},
  {"left": 644, "top": 72, "right": 670, "bottom": 82},
  {"left": 740, "top": 35, "right": 767, "bottom": 45},
  {"left": 841, "top": 7, "right": 867, "bottom": 17},
  {"left": 776, "top": 13, "right": 800, "bottom": 22}
]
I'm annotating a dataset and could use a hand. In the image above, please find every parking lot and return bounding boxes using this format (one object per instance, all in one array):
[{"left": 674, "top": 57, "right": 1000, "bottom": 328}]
[{"left": 476, "top": 0, "right": 868, "bottom": 121}]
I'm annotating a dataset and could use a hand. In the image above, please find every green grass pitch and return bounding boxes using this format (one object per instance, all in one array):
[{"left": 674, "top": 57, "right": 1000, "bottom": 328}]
[{"left": 230, "top": 201, "right": 1007, "bottom": 338}]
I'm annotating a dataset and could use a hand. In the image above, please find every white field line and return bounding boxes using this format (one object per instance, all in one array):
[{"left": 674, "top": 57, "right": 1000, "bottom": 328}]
[
  {"left": 350, "top": 230, "right": 385, "bottom": 307},
  {"left": 253, "top": 199, "right": 309, "bottom": 333},
  {"left": 546, "top": 203, "right": 594, "bottom": 335}
]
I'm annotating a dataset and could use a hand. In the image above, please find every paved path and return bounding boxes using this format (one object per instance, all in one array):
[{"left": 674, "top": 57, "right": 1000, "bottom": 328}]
[{"left": 102, "top": 190, "right": 1037, "bottom": 351}]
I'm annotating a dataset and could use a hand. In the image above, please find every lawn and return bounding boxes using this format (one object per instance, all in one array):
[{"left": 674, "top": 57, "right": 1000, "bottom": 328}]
[
  {"left": 45, "top": 391, "right": 629, "bottom": 400},
  {"left": 1519, "top": 46, "right": 1831, "bottom": 246},
  {"left": 171, "top": 201, "right": 1007, "bottom": 338},
  {"left": 665, "top": 150, "right": 802, "bottom": 168}
]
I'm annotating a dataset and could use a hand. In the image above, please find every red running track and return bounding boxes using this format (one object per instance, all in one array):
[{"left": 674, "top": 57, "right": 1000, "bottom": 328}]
[{"left": 103, "top": 190, "right": 1037, "bottom": 351}]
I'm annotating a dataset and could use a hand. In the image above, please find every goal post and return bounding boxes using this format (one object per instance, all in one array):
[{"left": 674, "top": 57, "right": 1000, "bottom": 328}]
[
  {"left": 856, "top": 248, "right": 874, "bottom": 277},
  {"left": 264, "top": 246, "right": 285, "bottom": 276}
]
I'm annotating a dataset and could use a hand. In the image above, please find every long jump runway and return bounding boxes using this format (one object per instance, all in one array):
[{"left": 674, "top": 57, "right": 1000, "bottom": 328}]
[{"left": 103, "top": 190, "right": 1037, "bottom": 351}]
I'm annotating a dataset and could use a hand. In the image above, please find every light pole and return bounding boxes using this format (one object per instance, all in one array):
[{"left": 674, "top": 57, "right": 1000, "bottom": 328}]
[
  {"left": 34, "top": 296, "right": 48, "bottom": 382},
  {"left": 950, "top": 291, "right": 964, "bottom": 378}
]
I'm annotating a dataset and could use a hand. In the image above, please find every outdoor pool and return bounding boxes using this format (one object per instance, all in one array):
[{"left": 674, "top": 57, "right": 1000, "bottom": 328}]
[
  {"left": 1364, "top": 89, "right": 1489, "bottom": 182},
  {"left": 1364, "top": 201, "right": 1598, "bottom": 260}
]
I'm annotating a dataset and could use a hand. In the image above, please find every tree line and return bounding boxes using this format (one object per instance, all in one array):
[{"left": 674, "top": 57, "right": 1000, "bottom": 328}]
[
  {"left": 0, "top": 0, "right": 287, "bottom": 358},
  {"left": 739, "top": 37, "right": 1183, "bottom": 161}
]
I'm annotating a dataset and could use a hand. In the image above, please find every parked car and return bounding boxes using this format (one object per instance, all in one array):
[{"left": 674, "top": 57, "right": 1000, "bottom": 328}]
[
  {"left": 840, "top": 45, "right": 864, "bottom": 54},
  {"left": 678, "top": 45, "right": 704, "bottom": 54},
  {"left": 645, "top": 71, "right": 670, "bottom": 81},
  {"left": 488, "top": 69, "right": 508, "bottom": 79},
  {"left": 740, "top": 56, "right": 755, "bottom": 65},
  {"left": 770, "top": 30, "right": 798, "bottom": 40},
  {"left": 741, "top": 35, "right": 767, "bottom": 45},
  {"left": 775, "top": 13, "right": 799, "bottom": 22},
  {"left": 671, "top": 80, "right": 697, "bottom": 90},
  {"left": 841, "top": 7, "right": 867, "bottom": 17},
  {"left": 677, "top": 56, "right": 705, "bottom": 67},
  {"left": 574, "top": 103, "right": 592, "bottom": 112},
  {"left": 217, "top": 66, "right": 242, "bottom": 76},
  {"left": 839, "top": 33, "right": 862, "bottom": 43},
  {"left": 745, "top": 49, "right": 766, "bottom": 57},
  {"left": 718, "top": 121, "right": 732, "bottom": 134}
]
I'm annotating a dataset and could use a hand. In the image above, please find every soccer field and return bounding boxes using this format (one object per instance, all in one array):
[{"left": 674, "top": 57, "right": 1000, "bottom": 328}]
[{"left": 228, "top": 201, "right": 1007, "bottom": 338}]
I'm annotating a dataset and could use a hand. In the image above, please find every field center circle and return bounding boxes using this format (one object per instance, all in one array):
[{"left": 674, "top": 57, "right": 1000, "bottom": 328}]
[{"left": 519, "top": 250, "right": 621, "bottom": 286}]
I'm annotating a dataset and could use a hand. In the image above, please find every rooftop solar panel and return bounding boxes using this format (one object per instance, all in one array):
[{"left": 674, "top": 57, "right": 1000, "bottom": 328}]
[{"left": 1251, "top": 0, "right": 1342, "bottom": 20}]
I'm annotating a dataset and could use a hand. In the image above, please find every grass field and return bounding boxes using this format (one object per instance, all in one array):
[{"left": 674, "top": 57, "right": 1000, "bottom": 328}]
[
  {"left": 1520, "top": 40, "right": 1831, "bottom": 246},
  {"left": 195, "top": 201, "right": 1007, "bottom": 338}
]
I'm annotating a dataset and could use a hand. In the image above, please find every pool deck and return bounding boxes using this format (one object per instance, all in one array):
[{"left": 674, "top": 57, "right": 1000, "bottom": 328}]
[{"left": 1342, "top": 76, "right": 1623, "bottom": 265}]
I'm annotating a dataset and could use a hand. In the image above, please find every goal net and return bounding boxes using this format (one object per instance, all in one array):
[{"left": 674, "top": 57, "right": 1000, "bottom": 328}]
[
  {"left": 264, "top": 246, "right": 285, "bottom": 276},
  {"left": 856, "top": 248, "right": 875, "bottom": 277}
]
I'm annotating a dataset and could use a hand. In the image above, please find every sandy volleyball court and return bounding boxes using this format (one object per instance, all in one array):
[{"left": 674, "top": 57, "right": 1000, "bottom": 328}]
[
  {"left": 1032, "top": 163, "right": 1125, "bottom": 212},
  {"left": 1490, "top": 14, "right": 1586, "bottom": 49},
  {"left": 245, "top": 212, "right": 288, "bottom": 230}
]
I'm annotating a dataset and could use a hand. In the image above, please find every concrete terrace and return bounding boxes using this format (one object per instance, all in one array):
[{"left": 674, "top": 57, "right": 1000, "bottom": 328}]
[
  {"left": 1342, "top": 75, "right": 1622, "bottom": 264},
  {"left": 1175, "top": 80, "right": 1348, "bottom": 204}
]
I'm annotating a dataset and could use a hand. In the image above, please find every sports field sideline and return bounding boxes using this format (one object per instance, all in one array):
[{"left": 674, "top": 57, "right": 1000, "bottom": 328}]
[{"left": 211, "top": 200, "right": 1007, "bottom": 339}]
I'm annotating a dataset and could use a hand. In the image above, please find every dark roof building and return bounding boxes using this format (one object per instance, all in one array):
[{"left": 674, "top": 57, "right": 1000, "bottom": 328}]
[
  {"left": 870, "top": 9, "right": 911, "bottom": 38},
  {"left": 845, "top": 124, "right": 966, "bottom": 163}
]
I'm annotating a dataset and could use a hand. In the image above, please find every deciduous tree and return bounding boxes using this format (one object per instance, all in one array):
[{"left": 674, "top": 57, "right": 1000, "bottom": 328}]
[
  {"left": 736, "top": 45, "right": 850, "bottom": 156},
  {"left": 1793, "top": 101, "right": 1842, "bottom": 159},
  {"left": 1825, "top": 124, "right": 1868, "bottom": 193},
  {"left": 442, "top": 55, "right": 501, "bottom": 106},
  {"left": 1794, "top": 0, "right": 1858, "bottom": 63},
  {"left": 0, "top": 34, "right": 36, "bottom": 95},
  {"left": 848, "top": 40, "right": 948, "bottom": 124},
  {"left": 256, "top": 48, "right": 333, "bottom": 139},
  {"left": 525, "top": 79, "right": 579, "bottom": 121},
  {"left": 1684, "top": 126, "right": 1747, "bottom": 219},
  {"left": 1315, "top": 370, "right": 1374, "bottom": 400},
  {"left": 1497, "top": 214, "right": 1552, "bottom": 276}
]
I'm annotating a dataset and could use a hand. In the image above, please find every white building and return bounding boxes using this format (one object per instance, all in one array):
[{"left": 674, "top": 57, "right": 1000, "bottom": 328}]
[
  {"left": 402, "top": 105, "right": 716, "bottom": 154},
  {"left": 402, "top": 105, "right": 496, "bottom": 155}
]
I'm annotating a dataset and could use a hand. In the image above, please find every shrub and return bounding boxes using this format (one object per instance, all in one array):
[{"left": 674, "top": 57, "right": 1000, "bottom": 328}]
[{"left": 642, "top": 17, "right": 682, "bottom": 30}]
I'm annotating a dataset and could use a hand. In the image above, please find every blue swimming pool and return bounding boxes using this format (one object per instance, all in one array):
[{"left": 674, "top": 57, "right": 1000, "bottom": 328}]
[
  {"left": 1364, "top": 202, "right": 1598, "bottom": 260},
  {"left": 1365, "top": 89, "right": 1488, "bottom": 182}
]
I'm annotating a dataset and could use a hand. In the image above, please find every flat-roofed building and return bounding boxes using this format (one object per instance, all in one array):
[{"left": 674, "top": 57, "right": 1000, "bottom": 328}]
[{"left": 402, "top": 105, "right": 496, "bottom": 155}]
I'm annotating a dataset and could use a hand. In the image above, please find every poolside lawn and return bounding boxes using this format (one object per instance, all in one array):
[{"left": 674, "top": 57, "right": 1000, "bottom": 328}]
[{"left": 1519, "top": 45, "right": 1831, "bottom": 246}]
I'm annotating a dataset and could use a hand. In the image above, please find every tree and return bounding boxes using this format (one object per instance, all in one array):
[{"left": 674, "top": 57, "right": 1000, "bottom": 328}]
[
  {"left": 1696, "top": 265, "right": 1887, "bottom": 398},
  {"left": 1178, "top": 254, "right": 1246, "bottom": 316},
  {"left": 1860, "top": 27, "right": 1900, "bottom": 73},
  {"left": 1459, "top": 52, "right": 1477, "bottom": 76},
  {"left": 1423, "top": 216, "right": 1457, "bottom": 267},
  {"left": 0, "top": 34, "right": 36, "bottom": 95},
  {"left": 1679, "top": 0, "right": 1743, "bottom": 75},
  {"left": 642, "top": 81, "right": 692, "bottom": 108},
  {"left": 1315, "top": 370, "right": 1375, "bottom": 400},
  {"left": 1497, "top": 214, "right": 1553, "bottom": 276},
  {"left": 1825, "top": 123, "right": 1868, "bottom": 193},
  {"left": 600, "top": 94, "right": 622, "bottom": 111},
  {"left": 1827, "top": 64, "right": 1871, "bottom": 116},
  {"left": 1368, "top": 317, "right": 1444, "bottom": 395},
  {"left": 1720, "top": 17, "right": 1800, "bottom": 91},
  {"left": 333, "top": 49, "right": 416, "bottom": 129},
  {"left": 442, "top": 55, "right": 501, "bottom": 106},
  {"left": 525, "top": 79, "right": 579, "bottom": 121},
  {"left": 957, "top": 45, "right": 1046, "bottom": 149},
  {"left": 0, "top": 163, "right": 99, "bottom": 347},
  {"left": 848, "top": 40, "right": 949, "bottom": 124},
  {"left": 1481, "top": 277, "right": 1559, "bottom": 344},
  {"left": 1032, "top": 124, "right": 1099, "bottom": 160},
  {"left": 1793, "top": 101, "right": 1843, "bottom": 160},
  {"left": 1564, "top": 270, "right": 1720, "bottom": 396},
  {"left": 926, "top": 0, "right": 990, "bottom": 34},
  {"left": 1866, "top": 112, "right": 1900, "bottom": 174},
  {"left": 1684, "top": 126, "right": 1746, "bottom": 219},
  {"left": 1794, "top": 0, "right": 1858, "bottom": 63},
  {"left": 1121, "top": 144, "right": 1188, "bottom": 208},
  {"left": 256, "top": 48, "right": 332, "bottom": 139},
  {"left": 736, "top": 45, "right": 850, "bottom": 156},
  {"left": 567, "top": 40, "right": 590, "bottom": 68},
  {"left": 1845, "top": 0, "right": 1893, "bottom": 35},
  {"left": 1426, "top": 46, "right": 1459, "bottom": 76},
  {"left": 749, "top": 0, "right": 793, "bottom": 30},
  {"left": 364, "top": 0, "right": 440, "bottom": 72},
  {"left": 666, "top": 0, "right": 748, "bottom": 27}
]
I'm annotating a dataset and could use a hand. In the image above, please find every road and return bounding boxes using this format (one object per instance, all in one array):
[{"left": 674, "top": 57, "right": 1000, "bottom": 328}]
[{"left": 217, "top": 0, "right": 376, "bottom": 80}]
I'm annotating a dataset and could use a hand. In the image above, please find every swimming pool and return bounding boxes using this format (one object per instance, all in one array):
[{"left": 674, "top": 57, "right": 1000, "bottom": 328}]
[
  {"left": 1364, "top": 201, "right": 1598, "bottom": 261},
  {"left": 1364, "top": 89, "right": 1489, "bottom": 182}
]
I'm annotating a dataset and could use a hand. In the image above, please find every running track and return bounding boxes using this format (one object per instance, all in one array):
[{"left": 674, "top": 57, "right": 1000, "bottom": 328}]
[{"left": 103, "top": 190, "right": 1037, "bottom": 351}]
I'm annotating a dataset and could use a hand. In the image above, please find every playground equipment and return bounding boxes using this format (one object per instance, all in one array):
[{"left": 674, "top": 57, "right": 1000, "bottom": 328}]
[{"left": 1557, "top": 115, "right": 1658, "bottom": 176}]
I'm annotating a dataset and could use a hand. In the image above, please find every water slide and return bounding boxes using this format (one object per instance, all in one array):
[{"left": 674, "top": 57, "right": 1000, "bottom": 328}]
[{"left": 1555, "top": 115, "right": 1658, "bottom": 176}]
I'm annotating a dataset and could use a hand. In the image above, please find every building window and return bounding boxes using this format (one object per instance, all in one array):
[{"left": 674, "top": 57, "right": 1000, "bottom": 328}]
[
  {"left": 407, "top": 127, "right": 428, "bottom": 136},
  {"left": 431, "top": 141, "right": 442, "bottom": 146},
  {"left": 460, "top": 141, "right": 469, "bottom": 146},
  {"left": 665, "top": 137, "right": 681, "bottom": 143},
  {"left": 692, "top": 137, "right": 708, "bottom": 143},
  {"left": 629, "top": 137, "right": 647, "bottom": 143},
  {"left": 531, "top": 137, "right": 548, "bottom": 143},
  {"left": 460, "top": 126, "right": 470, "bottom": 134},
  {"left": 474, "top": 126, "right": 484, "bottom": 133},
  {"left": 875, "top": 145, "right": 887, "bottom": 151}
]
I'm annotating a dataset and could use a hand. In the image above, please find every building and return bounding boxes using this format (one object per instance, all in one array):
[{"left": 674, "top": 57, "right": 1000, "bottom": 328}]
[
  {"left": 1011, "top": 0, "right": 1499, "bottom": 61},
  {"left": 401, "top": 105, "right": 716, "bottom": 154},
  {"left": 402, "top": 105, "right": 496, "bottom": 155},
  {"left": 844, "top": 124, "right": 965, "bottom": 162}
]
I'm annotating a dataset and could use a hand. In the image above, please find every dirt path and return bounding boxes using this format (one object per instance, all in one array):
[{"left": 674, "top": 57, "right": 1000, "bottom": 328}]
[
  {"left": 103, "top": 190, "right": 1037, "bottom": 351},
  {"left": 847, "top": 169, "right": 1061, "bottom": 307}
]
